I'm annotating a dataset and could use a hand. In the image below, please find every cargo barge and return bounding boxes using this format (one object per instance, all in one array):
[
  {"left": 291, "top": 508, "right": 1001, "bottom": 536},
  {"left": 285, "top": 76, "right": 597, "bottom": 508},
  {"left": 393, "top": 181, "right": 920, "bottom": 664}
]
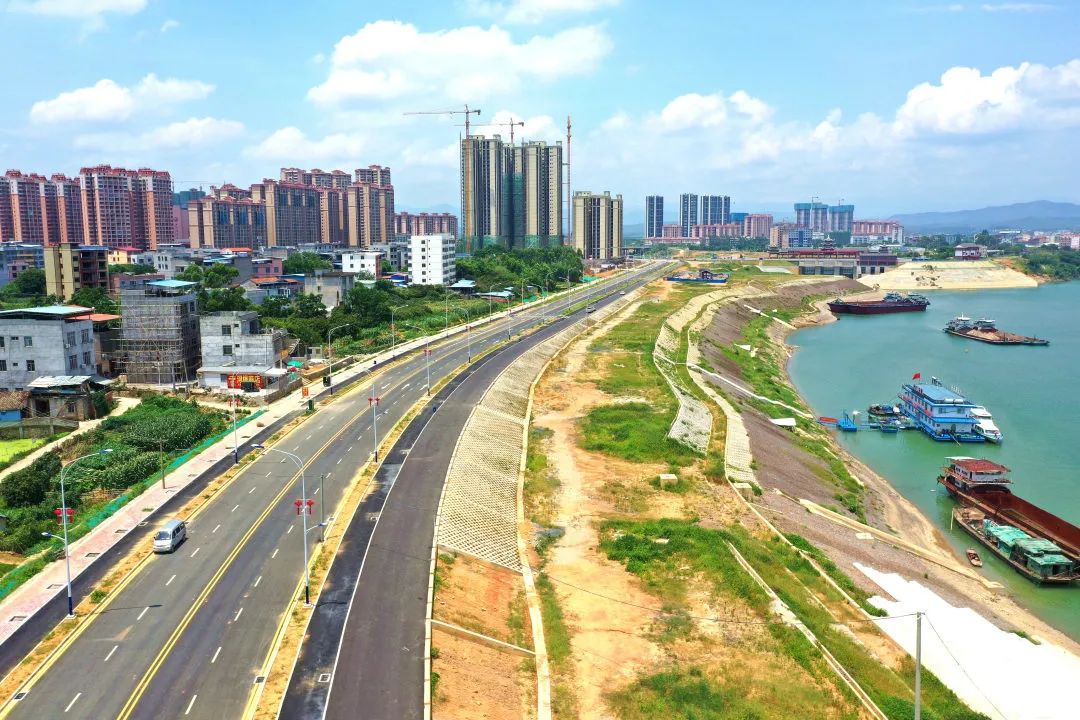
[
  {"left": 939, "top": 458, "right": 1079, "bottom": 585},
  {"left": 827, "top": 292, "right": 929, "bottom": 315},
  {"left": 943, "top": 316, "right": 1049, "bottom": 346}
]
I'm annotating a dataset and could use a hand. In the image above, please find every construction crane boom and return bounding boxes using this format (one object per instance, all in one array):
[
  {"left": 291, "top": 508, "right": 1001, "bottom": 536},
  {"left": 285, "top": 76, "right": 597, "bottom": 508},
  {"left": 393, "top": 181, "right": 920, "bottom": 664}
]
[
  {"left": 404, "top": 104, "right": 482, "bottom": 136},
  {"left": 468, "top": 117, "right": 525, "bottom": 144}
]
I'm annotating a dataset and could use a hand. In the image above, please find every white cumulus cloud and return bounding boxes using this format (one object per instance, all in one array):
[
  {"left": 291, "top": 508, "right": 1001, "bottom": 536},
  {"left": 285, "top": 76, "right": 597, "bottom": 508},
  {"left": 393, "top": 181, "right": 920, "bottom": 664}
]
[
  {"left": 160, "top": 18, "right": 179, "bottom": 33},
  {"left": 73, "top": 117, "right": 244, "bottom": 153},
  {"left": 308, "top": 21, "right": 611, "bottom": 106},
  {"left": 245, "top": 127, "right": 367, "bottom": 164},
  {"left": 465, "top": 0, "right": 621, "bottom": 24},
  {"left": 30, "top": 73, "right": 214, "bottom": 123}
]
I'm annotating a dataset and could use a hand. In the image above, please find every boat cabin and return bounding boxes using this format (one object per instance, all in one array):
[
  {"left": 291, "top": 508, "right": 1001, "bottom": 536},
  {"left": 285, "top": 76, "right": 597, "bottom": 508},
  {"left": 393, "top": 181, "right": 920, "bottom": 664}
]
[
  {"left": 945, "top": 457, "right": 1011, "bottom": 490},
  {"left": 899, "top": 381, "right": 981, "bottom": 440}
]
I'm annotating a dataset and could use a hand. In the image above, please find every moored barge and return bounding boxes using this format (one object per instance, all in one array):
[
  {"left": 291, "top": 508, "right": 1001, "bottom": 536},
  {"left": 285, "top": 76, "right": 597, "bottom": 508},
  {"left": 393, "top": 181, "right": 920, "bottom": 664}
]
[
  {"left": 943, "top": 316, "right": 1049, "bottom": 346},
  {"left": 828, "top": 292, "right": 930, "bottom": 315},
  {"left": 939, "top": 458, "right": 1080, "bottom": 585}
]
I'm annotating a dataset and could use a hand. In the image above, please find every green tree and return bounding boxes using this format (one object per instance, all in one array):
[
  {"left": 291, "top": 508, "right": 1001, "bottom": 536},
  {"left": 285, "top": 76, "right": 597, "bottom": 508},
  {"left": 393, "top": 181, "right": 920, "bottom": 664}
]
[
  {"left": 5, "top": 268, "right": 46, "bottom": 297},
  {"left": 257, "top": 295, "right": 293, "bottom": 318},
  {"left": 108, "top": 263, "right": 158, "bottom": 275},
  {"left": 0, "top": 452, "right": 61, "bottom": 507},
  {"left": 176, "top": 263, "right": 239, "bottom": 289},
  {"left": 69, "top": 286, "right": 118, "bottom": 314},
  {"left": 293, "top": 293, "right": 327, "bottom": 318},
  {"left": 342, "top": 285, "right": 390, "bottom": 325},
  {"left": 202, "top": 286, "right": 252, "bottom": 312},
  {"left": 282, "top": 252, "right": 332, "bottom": 275}
]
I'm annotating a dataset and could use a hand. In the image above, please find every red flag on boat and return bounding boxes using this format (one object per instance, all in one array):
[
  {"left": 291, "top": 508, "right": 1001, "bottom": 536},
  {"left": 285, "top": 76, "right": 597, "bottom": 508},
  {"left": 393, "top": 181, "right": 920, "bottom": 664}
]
[{"left": 912, "top": 372, "right": 921, "bottom": 380}]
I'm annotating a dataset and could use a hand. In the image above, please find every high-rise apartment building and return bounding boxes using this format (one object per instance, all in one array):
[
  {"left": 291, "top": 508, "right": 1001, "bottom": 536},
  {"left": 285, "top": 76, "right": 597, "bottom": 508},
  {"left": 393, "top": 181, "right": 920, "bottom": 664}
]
[
  {"left": 679, "top": 193, "right": 698, "bottom": 237},
  {"left": 281, "top": 167, "right": 351, "bottom": 189},
  {"left": 355, "top": 165, "right": 392, "bottom": 186},
  {"left": 43, "top": 244, "right": 110, "bottom": 299},
  {"left": 700, "top": 195, "right": 731, "bottom": 226},
  {"left": 794, "top": 201, "right": 829, "bottom": 232},
  {"left": 0, "top": 171, "right": 47, "bottom": 245},
  {"left": 461, "top": 135, "right": 506, "bottom": 253},
  {"left": 53, "top": 174, "right": 84, "bottom": 245},
  {"left": 249, "top": 179, "right": 322, "bottom": 247},
  {"left": 80, "top": 165, "right": 175, "bottom": 250},
  {"left": 742, "top": 213, "right": 774, "bottom": 238},
  {"left": 189, "top": 197, "right": 268, "bottom": 249},
  {"left": 346, "top": 182, "right": 395, "bottom": 247},
  {"left": 505, "top": 140, "right": 563, "bottom": 248},
  {"left": 645, "top": 195, "right": 664, "bottom": 238},
  {"left": 395, "top": 212, "right": 458, "bottom": 237},
  {"left": 828, "top": 204, "right": 855, "bottom": 233},
  {"left": 573, "top": 191, "right": 623, "bottom": 261}
]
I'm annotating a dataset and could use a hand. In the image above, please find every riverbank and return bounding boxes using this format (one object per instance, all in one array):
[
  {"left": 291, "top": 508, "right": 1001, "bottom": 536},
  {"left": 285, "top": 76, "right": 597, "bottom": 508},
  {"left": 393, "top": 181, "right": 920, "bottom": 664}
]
[
  {"left": 867, "top": 259, "right": 1037, "bottom": 290},
  {"left": 697, "top": 280, "right": 1080, "bottom": 663}
]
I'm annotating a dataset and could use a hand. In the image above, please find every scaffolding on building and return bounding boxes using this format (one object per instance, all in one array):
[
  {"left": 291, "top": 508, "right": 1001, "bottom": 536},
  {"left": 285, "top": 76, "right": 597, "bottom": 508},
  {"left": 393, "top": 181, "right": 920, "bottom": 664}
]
[{"left": 115, "top": 285, "right": 202, "bottom": 387}]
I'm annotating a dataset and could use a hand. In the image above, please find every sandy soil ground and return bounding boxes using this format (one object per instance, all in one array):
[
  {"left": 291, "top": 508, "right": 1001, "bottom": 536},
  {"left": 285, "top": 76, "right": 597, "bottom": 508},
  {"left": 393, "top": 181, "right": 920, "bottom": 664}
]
[
  {"left": 865, "top": 260, "right": 1037, "bottom": 290},
  {"left": 698, "top": 280, "right": 1080, "bottom": 658},
  {"left": 432, "top": 554, "right": 534, "bottom": 720}
]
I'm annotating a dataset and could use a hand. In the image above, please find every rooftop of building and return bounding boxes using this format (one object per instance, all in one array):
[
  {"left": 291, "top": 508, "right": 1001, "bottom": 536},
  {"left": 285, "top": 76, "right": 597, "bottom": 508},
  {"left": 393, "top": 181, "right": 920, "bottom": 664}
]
[
  {"left": 910, "top": 383, "right": 970, "bottom": 403},
  {"left": 147, "top": 279, "right": 198, "bottom": 289},
  {"left": 248, "top": 276, "right": 299, "bottom": 285},
  {"left": 69, "top": 312, "right": 122, "bottom": 323},
  {"left": 950, "top": 457, "right": 1010, "bottom": 474},
  {"left": 0, "top": 390, "right": 30, "bottom": 411},
  {"left": 0, "top": 304, "right": 91, "bottom": 320}
]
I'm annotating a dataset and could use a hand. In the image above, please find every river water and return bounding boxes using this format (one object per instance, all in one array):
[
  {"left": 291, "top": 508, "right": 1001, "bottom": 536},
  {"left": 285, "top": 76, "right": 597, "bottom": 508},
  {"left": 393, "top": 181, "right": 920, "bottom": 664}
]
[{"left": 787, "top": 281, "right": 1080, "bottom": 642}]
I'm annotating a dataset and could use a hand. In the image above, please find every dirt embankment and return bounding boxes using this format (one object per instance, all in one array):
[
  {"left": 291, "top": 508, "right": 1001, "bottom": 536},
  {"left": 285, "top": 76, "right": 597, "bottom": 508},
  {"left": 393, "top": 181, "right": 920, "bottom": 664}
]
[{"left": 697, "top": 278, "right": 1080, "bottom": 655}]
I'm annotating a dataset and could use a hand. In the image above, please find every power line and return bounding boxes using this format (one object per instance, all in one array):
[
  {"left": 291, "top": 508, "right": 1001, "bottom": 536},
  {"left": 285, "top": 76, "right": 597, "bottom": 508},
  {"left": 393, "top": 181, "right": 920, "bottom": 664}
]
[{"left": 924, "top": 616, "right": 1009, "bottom": 720}]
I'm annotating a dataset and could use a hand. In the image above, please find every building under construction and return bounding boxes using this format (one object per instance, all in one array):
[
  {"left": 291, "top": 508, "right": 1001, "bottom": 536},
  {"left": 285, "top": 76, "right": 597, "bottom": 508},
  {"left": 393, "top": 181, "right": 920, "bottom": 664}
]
[{"left": 118, "top": 279, "right": 202, "bottom": 386}]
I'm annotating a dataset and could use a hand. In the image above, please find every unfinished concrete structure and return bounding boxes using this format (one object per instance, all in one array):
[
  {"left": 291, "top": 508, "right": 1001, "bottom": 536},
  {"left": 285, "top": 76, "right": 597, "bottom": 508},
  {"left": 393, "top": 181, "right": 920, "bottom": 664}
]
[{"left": 118, "top": 279, "right": 201, "bottom": 385}]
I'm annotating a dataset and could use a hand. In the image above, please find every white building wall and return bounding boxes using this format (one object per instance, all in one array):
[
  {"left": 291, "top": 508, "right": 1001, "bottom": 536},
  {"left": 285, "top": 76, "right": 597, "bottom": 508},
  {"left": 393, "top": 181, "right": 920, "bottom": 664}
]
[
  {"left": 340, "top": 251, "right": 384, "bottom": 278},
  {"left": 0, "top": 315, "right": 95, "bottom": 391},
  {"left": 408, "top": 234, "right": 456, "bottom": 286}
]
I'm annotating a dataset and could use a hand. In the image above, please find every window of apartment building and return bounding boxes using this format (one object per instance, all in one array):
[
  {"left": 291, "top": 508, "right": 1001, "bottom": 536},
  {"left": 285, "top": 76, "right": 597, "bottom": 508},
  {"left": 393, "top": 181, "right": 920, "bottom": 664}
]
[
  {"left": 221, "top": 325, "right": 232, "bottom": 336},
  {"left": 23, "top": 336, "right": 32, "bottom": 347},
  {"left": 66, "top": 331, "right": 76, "bottom": 346},
  {"left": 82, "top": 351, "right": 92, "bottom": 366},
  {"left": 81, "top": 329, "right": 91, "bottom": 343},
  {"left": 0, "top": 360, "right": 6, "bottom": 371},
  {"left": 222, "top": 345, "right": 233, "bottom": 355},
  {"left": 0, "top": 337, "right": 4, "bottom": 349},
  {"left": 26, "top": 360, "right": 35, "bottom": 371},
  {"left": 68, "top": 355, "right": 77, "bottom": 370}
]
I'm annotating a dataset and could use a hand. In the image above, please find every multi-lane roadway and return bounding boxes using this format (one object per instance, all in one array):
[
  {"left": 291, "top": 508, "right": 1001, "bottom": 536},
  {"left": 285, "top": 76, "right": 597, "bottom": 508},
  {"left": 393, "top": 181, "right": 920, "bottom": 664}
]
[{"left": 0, "top": 262, "right": 664, "bottom": 720}]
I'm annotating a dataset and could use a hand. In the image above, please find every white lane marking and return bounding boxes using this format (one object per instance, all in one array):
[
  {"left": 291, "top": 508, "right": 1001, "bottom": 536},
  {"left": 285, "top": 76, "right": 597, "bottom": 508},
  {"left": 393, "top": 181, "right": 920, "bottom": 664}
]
[
  {"left": 287, "top": 524, "right": 294, "bottom": 535},
  {"left": 402, "top": 383, "right": 411, "bottom": 389},
  {"left": 233, "top": 608, "right": 243, "bottom": 622},
  {"left": 184, "top": 694, "right": 197, "bottom": 716},
  {"left": 357, "top": 435, "right": 362, "bottom": 440},
  {"left": 64, "top": 693, "right": 81, "bottom": 713},
  {"left": 137, "top": 606, "right": 150, "bottom": 621},
  {"left": 212, "top": 524, "right": 220, "bottom": 534},
  {"left": 325, "top": 472, "right": 332, "bottom": 479},
  {"left": 336, "top": 458, "right": 342, "bottom": 465},
  {"left": 313, "top": 487, "right": 320, "bottom": 495},
  {"left": 271, "top": 548, "right": 279, "bottom": 559},
  {"left": 381, "top": 383, "right": 389, "bottom": 389},
  {"left": 166, "top": 574, "right": 176, "bottom": 587},
  {"left": 232, "top": 504, "right": 239, "bottom": 512},
  {"left": 249, "top": 486, "right": 256, "bottom": 494},
  {"left": 210, "top": 646, "right": 222, "bottom": 664},
  {"left": 265, "top": 471, "right": 272, "bottom": 477},
  {"left": 254, "top": 575, "right": 262, "bottom": 588},
  {"left": 347, "top": 446, "right": 353, "bottom": 453},
  {"left": 104, "top": 645, "right": 118, "bottom": 662},
  {"left": 190, "top": 547, "right": 201, "bottom": 558},
  {"left": 306, "top": 434, "right": 313, "bottom": 441}
]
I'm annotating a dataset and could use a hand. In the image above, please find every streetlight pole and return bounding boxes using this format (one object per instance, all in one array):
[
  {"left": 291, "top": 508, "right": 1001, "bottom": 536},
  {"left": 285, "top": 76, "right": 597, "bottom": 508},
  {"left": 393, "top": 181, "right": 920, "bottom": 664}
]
[
  {"left": 158, "top": 438, "right": 166, "bottom": 490},
  {"left": 424, "top": 348, "right": 432, "bottom": 395},
  {"left": 252, "top": 445, "right": 313, "bottom": 606},
  {"left": 45, "top": 448, "right": 113, "bottom": 617},
  {"left": 319, "top": 473, "right": 326, "bottom": 542},
  {"left": 369, "top": 381, "right": 381, "bottom": 461},
  {"left": 915, "top": 611, "right": 922, "bottom": 720},
  {"left": 326, "top": 323, "right": 353, "bottom": 395},
  {"left": 231, "top": 396, "right": 239, "bottom": 464}
]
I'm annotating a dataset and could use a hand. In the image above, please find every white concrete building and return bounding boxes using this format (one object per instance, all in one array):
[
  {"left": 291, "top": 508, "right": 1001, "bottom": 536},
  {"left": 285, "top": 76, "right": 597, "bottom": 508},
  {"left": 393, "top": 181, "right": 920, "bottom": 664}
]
[
  {"left": 340, "top": 251, "right": 384, "bottom": 279},
  {"left": 0, "top": 306, "right": 96, "bottom": 391},
  {"left": 409, "top": 234, "right": 456, "bottom": 286}
]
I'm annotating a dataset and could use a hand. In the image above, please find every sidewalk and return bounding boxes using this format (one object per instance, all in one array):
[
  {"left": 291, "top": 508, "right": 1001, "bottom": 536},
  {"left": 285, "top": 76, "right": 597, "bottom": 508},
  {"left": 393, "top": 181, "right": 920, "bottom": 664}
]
[
  {"left": 0, "top": 397, "right": 141, "bottom": 481},
  {"left": 0, "top": 272, "right": 618, "bottom": 651}
]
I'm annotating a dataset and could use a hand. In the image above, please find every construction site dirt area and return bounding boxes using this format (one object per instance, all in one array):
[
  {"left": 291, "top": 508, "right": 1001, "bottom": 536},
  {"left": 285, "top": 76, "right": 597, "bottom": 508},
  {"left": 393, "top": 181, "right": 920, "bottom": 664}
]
[{"left": 432, "top": 553, "right": 534, "bottom": 720}]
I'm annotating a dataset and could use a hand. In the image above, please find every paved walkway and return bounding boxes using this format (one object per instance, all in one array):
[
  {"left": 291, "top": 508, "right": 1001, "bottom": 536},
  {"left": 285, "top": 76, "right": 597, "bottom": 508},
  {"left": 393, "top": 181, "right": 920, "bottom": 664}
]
[
  {"left": 0, "top": 284, "right": 587, "bottom": 651},
  {"left": 0, "top": 397, "right": 141, "bottom": 481}
]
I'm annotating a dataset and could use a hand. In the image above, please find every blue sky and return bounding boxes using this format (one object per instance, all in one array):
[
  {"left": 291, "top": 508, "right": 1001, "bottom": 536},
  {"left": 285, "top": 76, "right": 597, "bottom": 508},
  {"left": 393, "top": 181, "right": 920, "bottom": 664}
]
[{"left": 2, "top": 0, "right": 1079, "bottom": 222}]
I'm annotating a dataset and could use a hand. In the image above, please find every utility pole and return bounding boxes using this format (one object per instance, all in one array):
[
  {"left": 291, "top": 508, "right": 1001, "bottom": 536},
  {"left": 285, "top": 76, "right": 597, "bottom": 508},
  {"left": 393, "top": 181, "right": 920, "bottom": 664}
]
[
  {"left": 158, "top": 438, "right": 166, "bottom": 490},
  {"left": 369, "top": 385, "right": 381, "bottom": 462},
  {"left": 914, "top": 611, "right": 922, "bottom": 720}
]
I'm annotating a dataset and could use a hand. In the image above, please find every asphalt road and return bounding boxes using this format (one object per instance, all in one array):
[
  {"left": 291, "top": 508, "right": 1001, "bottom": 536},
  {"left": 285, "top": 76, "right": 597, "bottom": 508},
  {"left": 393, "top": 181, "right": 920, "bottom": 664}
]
[
  {"left": 0, "top": 264, "right": 663, "bottom": 720},
  {"left": 286, "top": 263, "right": 671, "bottom": 720}
]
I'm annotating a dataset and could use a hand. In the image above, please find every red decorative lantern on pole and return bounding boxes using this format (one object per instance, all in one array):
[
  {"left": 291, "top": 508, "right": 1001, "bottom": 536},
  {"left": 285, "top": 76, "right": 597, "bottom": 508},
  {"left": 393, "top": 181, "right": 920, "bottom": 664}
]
[{"left": 294, "top": 499, "right": 303, "bottom": 515}]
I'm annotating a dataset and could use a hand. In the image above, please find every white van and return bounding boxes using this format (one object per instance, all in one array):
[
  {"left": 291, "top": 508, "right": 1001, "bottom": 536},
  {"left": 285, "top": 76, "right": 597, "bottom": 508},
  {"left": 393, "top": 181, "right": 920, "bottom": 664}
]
[{"left": 153, "top": 518, "right": 187, "bottom": 553}]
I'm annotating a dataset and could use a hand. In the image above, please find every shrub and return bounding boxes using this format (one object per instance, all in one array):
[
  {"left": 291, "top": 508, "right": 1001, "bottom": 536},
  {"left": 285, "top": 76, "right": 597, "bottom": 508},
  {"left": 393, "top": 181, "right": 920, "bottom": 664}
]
[{"left": 0, "top": 452, "right": 61, "bottom": 507}]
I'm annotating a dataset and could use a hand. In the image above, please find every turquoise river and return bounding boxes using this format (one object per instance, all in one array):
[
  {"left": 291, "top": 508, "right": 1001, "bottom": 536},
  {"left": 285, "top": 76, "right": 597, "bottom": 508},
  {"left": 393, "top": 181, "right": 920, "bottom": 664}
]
[{"left": 787, "top": 280, "right": 1080, "bottom": 642}]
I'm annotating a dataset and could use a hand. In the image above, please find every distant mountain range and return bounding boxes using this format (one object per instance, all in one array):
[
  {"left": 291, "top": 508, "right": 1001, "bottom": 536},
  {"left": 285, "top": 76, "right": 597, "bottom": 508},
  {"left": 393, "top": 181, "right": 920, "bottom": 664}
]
[{"left": 891, "top": 201, "right": 1080, "bottom": 233}]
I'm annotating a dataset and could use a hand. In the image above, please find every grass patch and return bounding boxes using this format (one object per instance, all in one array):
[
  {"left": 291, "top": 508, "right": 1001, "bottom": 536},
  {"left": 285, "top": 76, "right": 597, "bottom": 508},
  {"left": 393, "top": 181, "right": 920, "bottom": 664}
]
[
  {"left": 537, "top": 572, "right": 578, "bottom": 718},
  {"left": 0, "top": 438, "right": 47, "bottom": 467},
  {"left": 524, "top": 426, "right": 559, "bottom": 527},
  {"left": 579, "top": 403, "right": 700, "bottom": 465}
]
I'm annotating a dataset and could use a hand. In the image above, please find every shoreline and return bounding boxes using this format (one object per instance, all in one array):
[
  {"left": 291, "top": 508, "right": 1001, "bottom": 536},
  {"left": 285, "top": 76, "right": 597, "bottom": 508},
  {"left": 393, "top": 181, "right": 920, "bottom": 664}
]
[{"left": 779, "top": 295, "right": 1080, "bottom": 656}]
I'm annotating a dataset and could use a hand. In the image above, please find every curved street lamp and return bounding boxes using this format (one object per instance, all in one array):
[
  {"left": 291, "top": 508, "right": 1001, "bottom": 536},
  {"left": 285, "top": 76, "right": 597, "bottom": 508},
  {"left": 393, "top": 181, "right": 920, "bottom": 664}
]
[
  {"left": 42, "top": 448, "right": 113, "bottom": 617},
  {"left": 326, "top": 323, "right": 354, "bottom": 394}
]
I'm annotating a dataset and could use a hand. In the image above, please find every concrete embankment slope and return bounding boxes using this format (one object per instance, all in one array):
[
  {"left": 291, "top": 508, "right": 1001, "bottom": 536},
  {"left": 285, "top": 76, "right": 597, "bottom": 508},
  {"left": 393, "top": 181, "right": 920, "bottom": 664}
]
[{"left": 865, "top": 260, "right": 1036, "bottom": 290}]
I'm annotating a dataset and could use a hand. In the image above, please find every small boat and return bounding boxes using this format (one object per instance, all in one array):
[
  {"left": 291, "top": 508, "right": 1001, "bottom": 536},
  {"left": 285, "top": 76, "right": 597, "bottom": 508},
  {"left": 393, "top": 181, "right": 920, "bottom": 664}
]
[
  {"left": 867, "top": 403, "right": 901, "bottom": 418},
  {"left": 879, "top": 419, "right": 902, "bottom": 434},
  {"left": 966, "top": 548, "right": 983, "bottom": 567},
  {"left": 971, "top": 406, "right": 1003, "bottom": 444},
  {"left": 837, "top": 412, "right": 858, "bottom": 432}
]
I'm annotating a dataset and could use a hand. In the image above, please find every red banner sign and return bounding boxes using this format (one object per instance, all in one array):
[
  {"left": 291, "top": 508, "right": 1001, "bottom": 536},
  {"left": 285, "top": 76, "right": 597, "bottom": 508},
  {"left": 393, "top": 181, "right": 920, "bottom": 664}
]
[{"left": 227, "top": 373, "right": 264, "bottom": 390}]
